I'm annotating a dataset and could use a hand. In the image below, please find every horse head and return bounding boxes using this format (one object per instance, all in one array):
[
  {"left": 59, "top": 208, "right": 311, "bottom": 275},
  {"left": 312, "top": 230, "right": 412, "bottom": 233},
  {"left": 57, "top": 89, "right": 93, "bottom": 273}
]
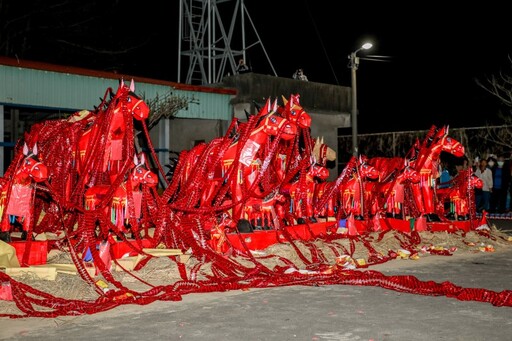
[
  {"left": 399, "top": 159, "right": 421, "bottom": 184},
  {"left": 279, "top": 94, "right": 312, "bottom": 129},
  {"left": 131, "top": 153, "right": 158, "bottom": 187},
  {"left": 116, "top": 79, "right": 150, "bottom": 121},
  {"left": 358, "top": 155, "right": 379, "bottom": 180},
  {"left": 260, "top": 99, "right": 297, "bottom": 140},
  {"left": 20, "top": 143, "right": 48, "bottom": 183},
  {"left": 431, "top": 125, "right": 465, "bottom": 158},
  {"left": 442, "top": 136, "right": 465, "bottom": 158},
  {"left": 309, "top": 163, "right": 330, "bottom": 181},
  {"left": 312, "top": 136, "right": 336, "bottom": 166}
]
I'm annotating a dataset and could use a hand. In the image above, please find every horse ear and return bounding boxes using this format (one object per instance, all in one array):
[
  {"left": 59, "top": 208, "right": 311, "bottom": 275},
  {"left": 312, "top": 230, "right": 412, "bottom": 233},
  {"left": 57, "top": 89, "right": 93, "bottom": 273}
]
[
  {"left": 133, "top": 153, "right": 139, "bottom": 166},
  {"left": 292, "top": 94, "right": 300, "bottom": 105},
  {"left": 23, "top": 142, "right": 29, "bottom": 156},
  {"left": 32, "top": 143, "right": 38, "bottom": 155},
  {"left": 129, "top": 79, "right": 135, "bottom": 92},
  {"left": 253, "top": 100, "right": 261, "bottom": 113},
  {"left": 260, "top": 98, "right": 271, "bottom": 115},
  {"left": 321, "top": 136, "right": 324, "bottom": 144},
  {"left": 281, "top": 95, "right": 288, "bottom": 106},
  {"left": 271, "top": 98, "right": 278, "bottom": 113},
  {"left": 140, "top": 153, "right": 146, "bottom": 165}
]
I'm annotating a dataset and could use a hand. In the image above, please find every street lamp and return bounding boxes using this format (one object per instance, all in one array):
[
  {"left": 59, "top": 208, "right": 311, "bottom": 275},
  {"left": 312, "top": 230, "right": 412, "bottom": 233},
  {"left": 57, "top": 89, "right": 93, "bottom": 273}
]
[{"left": 348, "top": 42, "right": 373, "bottom": 157}]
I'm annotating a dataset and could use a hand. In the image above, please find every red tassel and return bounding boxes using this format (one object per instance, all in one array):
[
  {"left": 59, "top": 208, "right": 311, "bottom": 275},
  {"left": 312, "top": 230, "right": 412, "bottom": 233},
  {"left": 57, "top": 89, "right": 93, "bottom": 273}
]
[{"left": 347, "top": 214, "right": 358, "bottom": 236}]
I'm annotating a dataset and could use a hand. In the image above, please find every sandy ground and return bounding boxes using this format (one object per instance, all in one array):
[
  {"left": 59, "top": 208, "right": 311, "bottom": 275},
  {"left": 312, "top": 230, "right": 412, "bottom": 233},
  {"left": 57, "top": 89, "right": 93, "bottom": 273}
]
[{"left": 0, "top": 224, "right": 511, "bottom": 320}]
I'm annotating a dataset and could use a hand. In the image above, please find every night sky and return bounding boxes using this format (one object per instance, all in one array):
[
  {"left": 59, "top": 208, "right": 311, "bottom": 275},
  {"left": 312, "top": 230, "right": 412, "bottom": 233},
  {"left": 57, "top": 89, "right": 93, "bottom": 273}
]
[{"left": 2, "top": 1, "right": 511, "bottom": 133}]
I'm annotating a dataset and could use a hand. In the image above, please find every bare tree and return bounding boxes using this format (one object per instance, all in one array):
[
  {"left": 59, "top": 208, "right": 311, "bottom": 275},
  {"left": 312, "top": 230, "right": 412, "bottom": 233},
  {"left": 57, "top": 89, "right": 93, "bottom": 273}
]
[
  {"left": 134, "top": 90, "right": 192, "bottom": 163},
  {"left": 476, "top": 55, "right": 512, "bottom": 113},
  {"left": 144, "top": 91, "right": 192, "bottom": 130},
  {"left": 475, "top": 55, "right": 512, "bottom": 153}
]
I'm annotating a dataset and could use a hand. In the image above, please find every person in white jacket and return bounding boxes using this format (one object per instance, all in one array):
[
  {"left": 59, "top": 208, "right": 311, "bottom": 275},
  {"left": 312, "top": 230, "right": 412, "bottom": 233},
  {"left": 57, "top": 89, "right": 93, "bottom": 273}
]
[{"left": 474, "top": 158, "right": 493, "bottom": 212}]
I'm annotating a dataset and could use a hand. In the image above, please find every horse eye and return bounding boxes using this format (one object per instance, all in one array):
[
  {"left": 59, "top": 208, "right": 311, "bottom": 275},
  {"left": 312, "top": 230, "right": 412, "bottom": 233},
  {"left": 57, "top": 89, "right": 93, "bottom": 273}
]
[
  {"left": 137, "top": 169, "right": 142, "bottom": 173},
  {"left": 270, "top": 117, "right": 277, "bottom": 123},
  {"left": 291, "top": 110, "right": 296, "bottom": 116}
]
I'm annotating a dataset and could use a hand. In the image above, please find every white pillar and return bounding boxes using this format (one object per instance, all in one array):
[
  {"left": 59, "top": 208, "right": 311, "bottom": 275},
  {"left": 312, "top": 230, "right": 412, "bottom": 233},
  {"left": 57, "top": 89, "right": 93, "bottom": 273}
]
[
  {"left": 0, "top": 105, "right": 4, "bottom": 176},
  {"left": 158, "top": 118, "right": 170, "bottom": 184}
]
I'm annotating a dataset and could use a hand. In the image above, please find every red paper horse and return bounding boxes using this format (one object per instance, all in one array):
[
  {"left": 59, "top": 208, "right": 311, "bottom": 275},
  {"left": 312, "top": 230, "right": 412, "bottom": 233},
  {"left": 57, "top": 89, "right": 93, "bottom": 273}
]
[
  {"left": 283, "top": 162, "right": 330, "bottom": 224},
  {"left": 375, "top": 159, "right": 420, "bottom": 219},
  {"left": 437, "top": 170, "right": 482, "bottom": 221},
  {"left": 84, "top": 153, "right": 157, "bottom": 236},
  {"left": 218, "top": 99, "right": 297, "bottom": 221},
  {"left": 411, "top": 125, "right": 465, "bottom": 222},
  {"left": 278, "top": 94, "right": 312, "bottom": 129},
  {"left": 76, "top": 79, "right": 150, "bottom": 186},
  {"left": 0, "top": 143, "right": 48, "bottom": 241},
  {"left": 341, "top": 155, "right": 379, "bottom": 220}
]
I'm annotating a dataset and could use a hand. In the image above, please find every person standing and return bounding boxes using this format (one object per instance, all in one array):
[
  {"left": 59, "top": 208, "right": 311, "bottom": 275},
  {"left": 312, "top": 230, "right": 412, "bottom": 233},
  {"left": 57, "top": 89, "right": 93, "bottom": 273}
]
[
  {"left": 474, "top": 158, "right": 493, "bottom": 213},
  {"left": 490, "top": 154, "right": 511, "bottom": 213},
  {"left": 236, "top": 58, "right": 250, "bottom": 74},
  {"left": 292, "top": 68, "right": 308, "bottom": 81},
  {"left": 438, "top": 160, "right": 452, "bottom": 189}
]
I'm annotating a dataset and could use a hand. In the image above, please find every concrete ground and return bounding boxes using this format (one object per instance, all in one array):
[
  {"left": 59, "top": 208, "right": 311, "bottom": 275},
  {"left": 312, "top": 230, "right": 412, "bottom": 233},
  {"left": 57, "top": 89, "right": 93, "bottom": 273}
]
[{"left": 2, "top": 224, "right": 512, "bottom": 341}]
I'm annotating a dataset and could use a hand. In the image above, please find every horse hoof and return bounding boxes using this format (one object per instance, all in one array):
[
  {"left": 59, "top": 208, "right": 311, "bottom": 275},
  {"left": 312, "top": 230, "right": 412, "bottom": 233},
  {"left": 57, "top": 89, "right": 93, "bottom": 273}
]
[
  {"left": 237, "top": 219, "right": 254, "bottom": 233},
  {"left": 0, "top": 232, "right": 11, "bottom": 243},
  {"left": 425, "top": 214, "right": 441, "bottom": 222},
  {"left": 445, "top": 213, "right": 456, "bottom": 220}
]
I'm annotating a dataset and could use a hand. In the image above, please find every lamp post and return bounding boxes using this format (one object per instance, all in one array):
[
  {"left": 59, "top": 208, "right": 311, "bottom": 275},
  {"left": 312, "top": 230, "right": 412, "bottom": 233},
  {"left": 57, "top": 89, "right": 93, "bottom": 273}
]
[{"left": 348, "top": 42, "right": 373, "bottom": 157}]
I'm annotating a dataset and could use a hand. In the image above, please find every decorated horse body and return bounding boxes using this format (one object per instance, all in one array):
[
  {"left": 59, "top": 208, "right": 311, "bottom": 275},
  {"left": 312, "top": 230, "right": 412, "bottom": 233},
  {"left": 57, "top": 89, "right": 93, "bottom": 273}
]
[
  {"left": 374, "top": 159, "right": 420, "bottom": 219},
  {"left": 84, "top": 153, "right": 157, "bottom": 236},
  {"left": 164, "top": 98, "right": 297, "bottom": 232},
  {"left": 76, "top": 79, "right": 150, "bottom": 187},
  {"left": 217, "top": 99, "right": 297, "bottom": 221},
  {"left": 282, "top": 162, "right": 330, "bottom": 224},
  {"left": 243, "top": 190, "right": 286, "bottom": 230},
  {"left": 437, "top": 170, "right": 482, "bottom": 221},
  {"left": 0, "top": 143, "right": 48, "bottom": 241},
  {"left": 313, "top": 156, "right": 378, "bottom": 220},
  {"left": 410, "top": 125, "right": 465, "bottom": 221},
  {"left": 271, "top": 94, "right": 314, "bottom": 184},
  {"left": 341, "top": 155, "right": 379, "bottom": 220}
]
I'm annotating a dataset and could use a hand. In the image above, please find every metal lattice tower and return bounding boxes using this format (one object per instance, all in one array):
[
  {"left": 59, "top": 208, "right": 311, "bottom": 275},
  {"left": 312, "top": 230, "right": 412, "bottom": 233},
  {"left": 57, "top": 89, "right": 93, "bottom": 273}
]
[{"left": 178, "top": 0, "right": 276, "bottom": 85}]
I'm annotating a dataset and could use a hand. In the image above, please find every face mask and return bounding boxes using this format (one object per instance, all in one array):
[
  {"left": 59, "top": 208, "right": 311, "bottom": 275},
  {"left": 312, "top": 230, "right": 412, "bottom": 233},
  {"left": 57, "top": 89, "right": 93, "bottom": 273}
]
[
  {"left": 498, "top": 161, "right": 505, "bottom": 167},
  {"left": 488, "top": 161, "right": 495, "bottom": 167}
]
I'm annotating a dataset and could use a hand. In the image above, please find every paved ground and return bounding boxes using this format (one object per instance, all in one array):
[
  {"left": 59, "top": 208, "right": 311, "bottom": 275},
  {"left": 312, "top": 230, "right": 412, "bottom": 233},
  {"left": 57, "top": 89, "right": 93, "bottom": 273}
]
[{"left": 2, "top": 224, "right": 512, "bottom": 341}]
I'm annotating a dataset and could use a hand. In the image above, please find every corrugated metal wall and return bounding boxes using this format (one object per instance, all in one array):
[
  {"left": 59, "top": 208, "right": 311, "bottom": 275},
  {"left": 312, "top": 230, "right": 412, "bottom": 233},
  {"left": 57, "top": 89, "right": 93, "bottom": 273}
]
[{"left": 0, "top": 64, "right": 234, "bottom": 120}]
